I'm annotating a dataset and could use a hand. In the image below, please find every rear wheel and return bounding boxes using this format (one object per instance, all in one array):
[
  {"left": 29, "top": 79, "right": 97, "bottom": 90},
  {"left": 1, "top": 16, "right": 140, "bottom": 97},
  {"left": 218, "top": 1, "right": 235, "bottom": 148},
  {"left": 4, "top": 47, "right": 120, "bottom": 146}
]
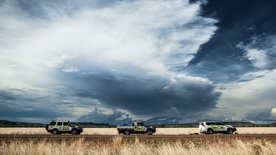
[
  {"left": 207, "top": 129, "right": 214, "bottom": 134},
  {"left": 227, "top": 129, "right": 233, "bottom": 134},
  {"left": 147, "top": 130, "right": 153, "bottom": 135},
  {"left": 52, "top": 129, "right": 58, "bottom": 135}
]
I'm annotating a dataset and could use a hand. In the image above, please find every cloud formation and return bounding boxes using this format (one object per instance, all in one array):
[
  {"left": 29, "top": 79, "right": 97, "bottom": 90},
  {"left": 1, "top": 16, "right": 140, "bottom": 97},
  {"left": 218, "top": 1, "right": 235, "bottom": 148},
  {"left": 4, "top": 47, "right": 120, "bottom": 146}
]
[
  {"left": 212, "top": 69, "right": 276, "bottom": 123},
  {"left": 0, "top": 0, "right": 220, "bottom": 123},
  {"left": 1, "top": 0, "right": 275, "bottom": 124},
  {"left": 75, "top": 73, "right": 221, "bottom": 123},
  {"left": 237, "top": 35, "right": 276, "bottom": 70}
]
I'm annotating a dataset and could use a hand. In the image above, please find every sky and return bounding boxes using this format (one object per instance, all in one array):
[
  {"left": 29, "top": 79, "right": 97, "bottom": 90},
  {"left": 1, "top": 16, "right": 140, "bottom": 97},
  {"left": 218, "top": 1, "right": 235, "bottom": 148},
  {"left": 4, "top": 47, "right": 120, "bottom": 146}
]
[{"left": 0, "top": 0, "right": 276, "bottom": 124}]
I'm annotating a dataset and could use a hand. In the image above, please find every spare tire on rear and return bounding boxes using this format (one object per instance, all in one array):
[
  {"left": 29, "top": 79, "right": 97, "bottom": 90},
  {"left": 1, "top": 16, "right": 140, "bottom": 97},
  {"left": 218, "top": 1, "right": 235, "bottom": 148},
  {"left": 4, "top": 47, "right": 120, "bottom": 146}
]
[{"left": 45, "top": 125, "right": 49, "bottom": 131}]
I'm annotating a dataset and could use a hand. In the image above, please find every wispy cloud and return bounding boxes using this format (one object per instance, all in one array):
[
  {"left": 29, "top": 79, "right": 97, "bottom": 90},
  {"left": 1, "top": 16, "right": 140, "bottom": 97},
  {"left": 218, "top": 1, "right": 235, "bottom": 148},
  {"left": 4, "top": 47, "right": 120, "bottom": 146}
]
[{"left": 237, "top": 35, "right": 276, "bottom": 70}]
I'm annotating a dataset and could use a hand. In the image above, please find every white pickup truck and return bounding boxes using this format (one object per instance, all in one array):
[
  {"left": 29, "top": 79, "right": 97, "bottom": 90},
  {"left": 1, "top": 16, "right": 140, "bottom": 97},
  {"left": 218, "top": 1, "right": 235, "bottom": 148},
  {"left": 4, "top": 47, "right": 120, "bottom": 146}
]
[{"left": 117, "top": 121, "right": 156, "bottom": 135}]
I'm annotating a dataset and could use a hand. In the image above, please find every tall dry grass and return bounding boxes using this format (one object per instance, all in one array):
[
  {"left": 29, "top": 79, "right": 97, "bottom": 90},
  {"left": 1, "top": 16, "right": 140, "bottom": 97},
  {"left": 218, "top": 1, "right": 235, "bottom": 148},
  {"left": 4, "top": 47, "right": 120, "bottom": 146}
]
[{"left": 0, "top": 137, "right": 276, "bottom": 155}]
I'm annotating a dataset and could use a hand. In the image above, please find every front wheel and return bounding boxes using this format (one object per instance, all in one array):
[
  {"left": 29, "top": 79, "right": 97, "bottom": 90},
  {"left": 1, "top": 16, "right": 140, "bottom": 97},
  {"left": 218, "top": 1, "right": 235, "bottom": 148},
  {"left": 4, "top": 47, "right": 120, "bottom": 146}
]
[
  {"left": 72, "top": 129, "right": 78, "bottom": 135},
  {"left": 124, "top": 131, "right": 130, "bottom": 135},
  {"left": 227, "top": 129, "right": 233, "bottom": 134},
  {"left": 52, "top": 129, "right": 58, "bottom": 135}
]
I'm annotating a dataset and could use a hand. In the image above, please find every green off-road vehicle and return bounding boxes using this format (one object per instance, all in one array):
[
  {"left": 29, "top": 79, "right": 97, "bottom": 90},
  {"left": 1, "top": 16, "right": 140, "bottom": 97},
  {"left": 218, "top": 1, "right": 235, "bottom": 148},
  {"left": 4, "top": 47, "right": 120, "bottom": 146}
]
[{"left": 46, "top": 121, "right": 83, "bottom": 135}]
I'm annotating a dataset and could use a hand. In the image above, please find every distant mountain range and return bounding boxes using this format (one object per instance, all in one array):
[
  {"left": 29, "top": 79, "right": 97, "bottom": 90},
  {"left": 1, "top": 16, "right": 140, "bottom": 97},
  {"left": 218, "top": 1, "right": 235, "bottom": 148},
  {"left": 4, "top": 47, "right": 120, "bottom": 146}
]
[
  {"left": 0, "top": 120, "right": 44, "bottom": 127},
  {"left": 0, "top": 120, "right": 275, "bottom": 127}
]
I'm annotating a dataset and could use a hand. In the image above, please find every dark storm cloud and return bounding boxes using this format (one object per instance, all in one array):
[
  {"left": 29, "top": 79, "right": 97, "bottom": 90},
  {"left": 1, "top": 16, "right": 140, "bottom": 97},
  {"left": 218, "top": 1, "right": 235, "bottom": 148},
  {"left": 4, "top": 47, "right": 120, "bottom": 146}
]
[
  {"left": 0, "top": 89, "right": 70, "bottom": 122},
  {"left": 188, "top": 0, "right": 276, "bottom": 83},
  {"left": 74, "top": 73, "right": 221, "bottom": 118},
  {"left": 0, "top": 103, "right": 55, "bottom": 118},
  {"left": 0, "top": 90, "right": 17, "bottom": 101},
  {"left": 79, "top": 107, "right": 133, "bottom": 125},
  {"left": 245, "top": 108, "right": 276, "bottom": 123}
]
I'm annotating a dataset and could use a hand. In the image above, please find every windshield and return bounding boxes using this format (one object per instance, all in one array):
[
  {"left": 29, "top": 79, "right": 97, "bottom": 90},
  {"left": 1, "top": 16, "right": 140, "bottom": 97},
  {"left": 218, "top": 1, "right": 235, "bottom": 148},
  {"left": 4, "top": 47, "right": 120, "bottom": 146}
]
[{"left": 69, "top": 123, "right": 78, "bottom": 126}]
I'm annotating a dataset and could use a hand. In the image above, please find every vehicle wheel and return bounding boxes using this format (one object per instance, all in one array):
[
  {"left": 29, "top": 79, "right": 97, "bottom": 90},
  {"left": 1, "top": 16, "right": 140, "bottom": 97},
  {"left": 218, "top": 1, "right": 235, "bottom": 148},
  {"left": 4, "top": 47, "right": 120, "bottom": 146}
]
[
  {"left": 227, "top": 129, "right": 233, "bottom": 134},
  {"left": 147, "top": 130, "right": 153, "bottom": 135},
  {"left": 45, "top": 125, "right": 49, "bottom": 131},
  {"left": 52, "top": 129, "right": 58, "bottom": 135},
  {"left": 72, "top": 129, "right": 78, "bottom": 135},
  {"left": 124, "top": 131, "right": 130, "bottom": 135},
  {"left": 207, "top": 129, "right": 214, "bottom": 134}
]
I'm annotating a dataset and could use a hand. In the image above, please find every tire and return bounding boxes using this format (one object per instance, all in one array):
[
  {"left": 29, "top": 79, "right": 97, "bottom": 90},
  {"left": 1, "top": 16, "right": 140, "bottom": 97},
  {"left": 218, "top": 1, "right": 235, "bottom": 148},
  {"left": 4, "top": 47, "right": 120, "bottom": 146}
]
[
  {"left": 72, "top": 129, "right": 78, "bottom": 135},
  {"left": 147, "top": 130, "right": 153, "bottom": 135},
  {"left": 227, "top": 129, "right": 233, "bottom": 134},
  {"left": 124, "top": 130, "right": 130, "bottom": 135},
  {"left": 52, "top": 129, "right": 58, "bottom": 135},
  {"left": 207, "top": 129, "right": 214, "bottom": 134},
  {"left": 45, "top": 125, "right": 49, "bottom": 131}
]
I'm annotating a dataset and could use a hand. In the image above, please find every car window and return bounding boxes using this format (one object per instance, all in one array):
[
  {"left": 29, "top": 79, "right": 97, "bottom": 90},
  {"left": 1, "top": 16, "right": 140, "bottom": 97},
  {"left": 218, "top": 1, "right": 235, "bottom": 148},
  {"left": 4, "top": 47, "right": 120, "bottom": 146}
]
[
  {"left": 70, "top": 123, "right": 78, "bottom": 126},
  {"left": 63, "top": 122, "right": 68, "bottom": 126},
  {"left": 137, "top": 123, "right": 143, "bottom": 126},
  {"left": 57, "top": 122, "right": 62, "bottom": 125},
  {"left": 50, "top": 122, "right": 56, "bottom": 125}
]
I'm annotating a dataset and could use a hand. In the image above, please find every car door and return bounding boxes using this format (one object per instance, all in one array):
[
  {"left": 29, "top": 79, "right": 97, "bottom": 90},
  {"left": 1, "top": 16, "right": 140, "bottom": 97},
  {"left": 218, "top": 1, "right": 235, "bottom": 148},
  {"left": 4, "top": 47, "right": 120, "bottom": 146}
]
[
  {"left": 217, "top": 123, "right": 227, "bottom": 132},
  {"left": 62, "top": 122, "right": 70, "bottom": 132},
  {"left": 49, "top": 121, "right": 56, "bottom": 130},
  {"left": 57, "top": 122, "right": 63, "bottom": 131},
  {"left": 211, "top": 123, "right": 219, "bottom": 132},
  {"left": 136, "top": 123, "right": 142, "bottom": 132},
  {"left": 134, "top": 123, "right": 145, "bottom": 132}
]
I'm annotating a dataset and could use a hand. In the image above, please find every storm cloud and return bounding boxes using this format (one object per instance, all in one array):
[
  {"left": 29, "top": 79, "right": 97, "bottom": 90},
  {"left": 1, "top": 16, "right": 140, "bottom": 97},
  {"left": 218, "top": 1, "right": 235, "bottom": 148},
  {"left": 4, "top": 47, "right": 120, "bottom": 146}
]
[
  {"left": 74, "top": 73, "right": 221, "bottom": 120},
  {"left": 188, "top": 0, "right": 276, "bottom": 83}
]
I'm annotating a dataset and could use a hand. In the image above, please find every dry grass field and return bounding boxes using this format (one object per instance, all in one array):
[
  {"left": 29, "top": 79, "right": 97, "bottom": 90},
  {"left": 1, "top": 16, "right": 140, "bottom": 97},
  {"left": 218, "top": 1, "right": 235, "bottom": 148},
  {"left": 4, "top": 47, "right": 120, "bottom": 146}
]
[
  {"left": 1, "top": 127, "right": 276, "bottom": 154},
  {"left": 1, "top": 127, "right": 276, "bottom": 135},
  {"left": 0, "top": 136, "right": 276, "bottom": 155}
]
